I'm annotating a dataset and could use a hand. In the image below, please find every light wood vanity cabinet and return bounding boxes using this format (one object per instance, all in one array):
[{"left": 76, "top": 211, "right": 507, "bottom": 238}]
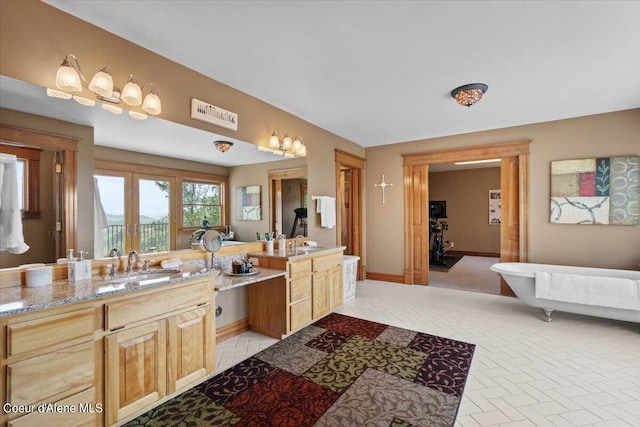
[
  {"left": 104, "top": 280, "right": 214, "bottom": 426},
  {"left": 1, "top": 276, "right": 215, "bottom": 427},
  {"left": 1, "top": 306, "right": 101, "bottom": 427},
  {"left": 248, "top": 250, "right": 343, "bottom": 339}
]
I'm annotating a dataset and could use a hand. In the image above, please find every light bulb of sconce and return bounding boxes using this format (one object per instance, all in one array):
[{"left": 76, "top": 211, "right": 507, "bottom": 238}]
[
  {"left": 282, "top": 132, "right": 293, "bottom": 150},
  {"left": 47, "top": 88, "right": 72, "bottom": 100},
  {"left": 142, "top": 86, "right": 161, "bottom": 115},
  {"left": 292, "top": 136, "right": 302, "bottom": 153},
  {"left": 102, "top": 103, "right": 122, "bottom": 114},
  {"left": 55, "top": 56, "right": 82, "bottom": 92},
  {"left": 121, "top": 74, "right": 142, "bottom": 106},
  {"left": 269, "top": 129, "right": 280, "bottom": 149},
  {"left": 128, "top": 110, "right": 148, "bottom": 120},
  {"left": 300, "top": 144, "right": 307, "bottom": 157},
  {"left": 72, "top": 95, "right": 96, "bottom": 106},
  {"left": 88, "top": 65, "right": 114, "bottom": 98}
]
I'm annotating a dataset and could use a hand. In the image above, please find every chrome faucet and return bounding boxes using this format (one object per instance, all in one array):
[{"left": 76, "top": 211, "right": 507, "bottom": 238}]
[
  {"left": 294, "top": 235, "right": 305, "bottom": 251},
  {"left": 126, "top": 250, "right": 140, "bottom": 273}
]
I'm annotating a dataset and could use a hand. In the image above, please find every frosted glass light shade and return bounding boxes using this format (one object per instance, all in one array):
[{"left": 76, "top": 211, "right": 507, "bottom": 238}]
[
  {"left": 73, "top": 95, "right": 95, "bottom": 106},
  {"left": 128, "top": 111, "right": 147, "bottom": 120},
  {"left": 142, "top": 89, "right": 161, "bottom": 115},
  {"left": 102, "top": 103, "right": 122, "bottom": 114},
  {"left": 282, "top": 133, "right": 292, "bottom": 150},
  {"left": 47, "top": 88, "right": 72, "bottom": 99},
  {"left": 292, "top": 137, "right": 302, "bottom": 152},
  {"left": 56, "top": 64, "right": 82, "bottom": 92},
  {"left": 269, "top": 130, "right": 280, "bottom": 149},
  {"left": 88, "top": 66, "right": 113, "bottom": 98},
  {"left": 121, "top": 76, "right": 142, "bottom": 106}
]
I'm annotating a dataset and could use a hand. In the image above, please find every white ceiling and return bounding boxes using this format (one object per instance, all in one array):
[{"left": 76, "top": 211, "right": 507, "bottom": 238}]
[{"left": 43, "top": 0, "right": 640, "bottom": 150}]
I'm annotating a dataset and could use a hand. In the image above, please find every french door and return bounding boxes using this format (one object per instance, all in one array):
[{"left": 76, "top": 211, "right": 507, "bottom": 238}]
[{"left": 95, "top": 170, "right": 175, "bottom": 258}]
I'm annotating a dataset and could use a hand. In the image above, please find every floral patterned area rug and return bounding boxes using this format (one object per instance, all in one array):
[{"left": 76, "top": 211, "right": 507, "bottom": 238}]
[{"left": 125, "top": 313, "right": 475, "bottom": 427}]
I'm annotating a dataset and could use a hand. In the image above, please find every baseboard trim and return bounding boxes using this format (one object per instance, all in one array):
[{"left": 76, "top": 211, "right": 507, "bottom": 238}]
[
  {"left": 447, "top": 250, "right": 500, "bottom": 258},
  {"left": 365, "top": 272, "right": 405, "bottom": 284},
  {"left": 216, "top": 318, "right": 249, "bottom": 342}
]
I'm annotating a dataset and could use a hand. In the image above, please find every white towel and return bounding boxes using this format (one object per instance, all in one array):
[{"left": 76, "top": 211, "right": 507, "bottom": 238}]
[
  {"left": 535, "top": 272, "right": 640, "bottom": 310},
  {"left": 0, "top": 154, "right": 30, "bottom": 254},
  {"left": 316, "top": 196, "right": 336, "bottom": 229}
]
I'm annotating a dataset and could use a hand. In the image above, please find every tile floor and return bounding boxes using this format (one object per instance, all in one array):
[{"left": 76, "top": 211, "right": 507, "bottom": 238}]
[{"left": 216, "top": 279, "right": 640, "bottom": 427}]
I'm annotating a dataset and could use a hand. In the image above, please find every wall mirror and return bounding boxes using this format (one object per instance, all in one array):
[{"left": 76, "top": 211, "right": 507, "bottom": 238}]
[{"left": 0, "top": 75, "right": 302, "bottom": 268}]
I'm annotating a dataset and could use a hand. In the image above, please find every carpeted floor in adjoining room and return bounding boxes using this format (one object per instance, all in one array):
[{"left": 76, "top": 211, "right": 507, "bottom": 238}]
[{"left": 429, "top": 255, "right": 501, "bottom": 295}]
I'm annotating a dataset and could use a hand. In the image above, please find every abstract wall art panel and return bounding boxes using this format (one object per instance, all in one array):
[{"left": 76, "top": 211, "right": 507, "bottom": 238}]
[{"left": 550, "top": 156, "right": 639, "bottom": 225}]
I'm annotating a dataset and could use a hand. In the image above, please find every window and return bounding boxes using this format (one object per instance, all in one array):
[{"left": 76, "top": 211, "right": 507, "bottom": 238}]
[
  {"left": 181, "top": 181, "right": 222, "bottom": 228},
  {"left": 95, "top": 160, "right": 228, "bottom": 258}
]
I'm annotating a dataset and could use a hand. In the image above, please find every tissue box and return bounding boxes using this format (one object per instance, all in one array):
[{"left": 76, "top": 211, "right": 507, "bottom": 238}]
[
  {"left": 68, "top": 260, "right": 92, "bottom": 282},
  {"left": 26, "top": 266, "right": 53, "bottom": 287}
]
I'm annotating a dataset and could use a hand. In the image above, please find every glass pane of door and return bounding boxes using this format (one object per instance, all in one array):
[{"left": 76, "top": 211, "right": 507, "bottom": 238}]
[
  {"left": 137, "top": 178, "right": 170, "bottom": 254},
  {"left": 95, "top": 174, "right": 126, "bottom": 258}
]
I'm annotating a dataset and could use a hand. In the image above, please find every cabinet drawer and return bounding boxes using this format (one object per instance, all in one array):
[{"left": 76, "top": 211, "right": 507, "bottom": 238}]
[
  {"left": 105, "top": 282, "right": 210, "bottom": 330},
  {"left": 7, "top": 341, "right": 94, "bottom": 407},
  {"left": 289, "top": 259, "right": 312, "bottom": 279},
  {"left": 8, "top": 387, "right": 98, "bottom": 427},
  {"left": 312, "top": 252, "right": 342, "bottom": 272},
  {"left": 289, "top": 276, "right": 311, "bottom": 303},
  {"left": 290, "top": 299, "right": 312, "bottom": 331},
  {"left": 6, "top": 307, "right": 95, "bottom": 357}
]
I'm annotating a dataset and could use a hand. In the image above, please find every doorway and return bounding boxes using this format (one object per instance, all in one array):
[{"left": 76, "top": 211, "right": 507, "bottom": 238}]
[
  {"left": 268, "top": 167, "right": 307, "bottom": 236},
  {"left": 335, "top": 149, "right": 365, "bottom": 280},
  {"left": 403, "top": 140, "right": 530, "bottom": 295}
]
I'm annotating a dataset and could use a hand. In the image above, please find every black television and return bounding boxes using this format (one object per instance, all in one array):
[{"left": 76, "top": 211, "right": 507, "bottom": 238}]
[{"left": 429, "top": 200, "right": 447, "bottom": 219}]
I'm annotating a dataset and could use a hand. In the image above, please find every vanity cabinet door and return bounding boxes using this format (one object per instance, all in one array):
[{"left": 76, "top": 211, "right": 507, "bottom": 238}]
[
  {"left": 105, "top": 321, "right": 166, "bottom": 425},
  {"left": 167, "top": 306, "right": 213, "bottom": 394},
  {"left": 312, "top": 270, "right": 330, "bottom": 319},
  {"left": 329, "top": 265, "right": 343, "bottom": 311}
]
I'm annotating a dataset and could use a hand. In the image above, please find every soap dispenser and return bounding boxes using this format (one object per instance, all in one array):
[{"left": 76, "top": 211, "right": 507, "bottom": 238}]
[{"left": 277, "top": 234, "right": 287, "bottom": 255}]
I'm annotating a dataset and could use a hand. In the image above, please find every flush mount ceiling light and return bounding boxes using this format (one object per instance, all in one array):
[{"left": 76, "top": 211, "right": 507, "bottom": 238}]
[
  {"left": 48, "top": 53, "right": 162, "bottom": 118},
  {"left": 451, "top": 83, "right": 488, "bottom": 107},
  {"left": 214, "top": 140, "right": 234, "bottom": 153}
]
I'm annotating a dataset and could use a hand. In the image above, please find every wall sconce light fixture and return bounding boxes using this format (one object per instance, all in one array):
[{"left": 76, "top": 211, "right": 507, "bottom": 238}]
[
  {"left": 259, "top": 129, "right": 306, "bottom": 158},
  {"left": 48, "top": 54, "right": 162, "bottom": 120}
]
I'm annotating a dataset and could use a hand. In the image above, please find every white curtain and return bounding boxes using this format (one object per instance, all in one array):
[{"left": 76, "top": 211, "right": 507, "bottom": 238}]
[{"left": 93, "top": 177, "right": 108, "bottom": 258}]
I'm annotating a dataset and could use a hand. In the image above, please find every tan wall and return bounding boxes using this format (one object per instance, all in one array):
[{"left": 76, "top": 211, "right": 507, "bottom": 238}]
[
  {"left": 429, "top": 168, "right": 501, "bottom": 254},
  {"left": 0, "top": 1, "right": 365, "bottom": 249},
  {"left": 0, "top": 108, "right": 94, "bottom": 266},
  {"left": 366, "top": 109, "right": 640, "bottom": 276}
]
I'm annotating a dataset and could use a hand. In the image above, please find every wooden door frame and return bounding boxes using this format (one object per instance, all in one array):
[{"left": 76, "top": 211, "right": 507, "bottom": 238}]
[
  {"left": 268, "top": 167, "right": 308, "bottom": 236},
  {"left": 335, "top": 149, "right": 365, "bottom": 279},
  {"left": 0, "top": 125, "right": 78, "bottom": 258},
  {"left": 403, "top": 140, "right": 530, "bottom": 294}
]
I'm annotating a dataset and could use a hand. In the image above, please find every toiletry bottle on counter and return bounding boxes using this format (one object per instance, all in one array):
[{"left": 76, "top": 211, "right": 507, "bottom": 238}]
[
  {"left": 57, "top": 248, "right": 75, "bottom": 264},
  {"left": 68, "top": 250, "right": 92, "bottom": 281},
  {"left": 278, "top": 234, "right": 287, "bottom": 255}
]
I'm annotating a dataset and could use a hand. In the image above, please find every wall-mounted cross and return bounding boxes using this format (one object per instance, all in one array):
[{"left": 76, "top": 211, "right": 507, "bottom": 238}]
[{"left": 374, "top": 174, "right": 393, "bottom": 203}]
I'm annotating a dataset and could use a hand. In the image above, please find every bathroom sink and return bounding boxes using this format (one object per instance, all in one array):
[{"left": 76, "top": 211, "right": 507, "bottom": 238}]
[
  {"left": 296, "top": 246, "right": 324, "bottom": 253},
  {"left": 110, "top": 270, "right": 190, "bottom": 286}
]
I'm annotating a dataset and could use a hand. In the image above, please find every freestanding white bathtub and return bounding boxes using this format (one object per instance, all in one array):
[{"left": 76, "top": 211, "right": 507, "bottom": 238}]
[{"left": 490, "top": 262, "right": 640, "bottom": 323}]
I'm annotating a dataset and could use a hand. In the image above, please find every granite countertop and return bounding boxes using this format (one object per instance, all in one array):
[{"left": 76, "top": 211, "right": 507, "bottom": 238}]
[
  {"left": 0, "top": 264, "right": 285, "bottom": 318},
  {"left": 215, "top": 267, "right": 286, "bottom": 292},
  {"left": 248, "top": 245, "right": 346, "bottom": 261}
]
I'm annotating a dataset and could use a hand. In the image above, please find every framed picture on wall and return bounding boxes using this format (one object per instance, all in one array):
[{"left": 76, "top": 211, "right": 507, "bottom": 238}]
[
  {"left": 489, "top": 189, "right": 501, "bottom": 224},
  {"left": 236, "top": 185, "right": 261, "bottom": 220}
]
